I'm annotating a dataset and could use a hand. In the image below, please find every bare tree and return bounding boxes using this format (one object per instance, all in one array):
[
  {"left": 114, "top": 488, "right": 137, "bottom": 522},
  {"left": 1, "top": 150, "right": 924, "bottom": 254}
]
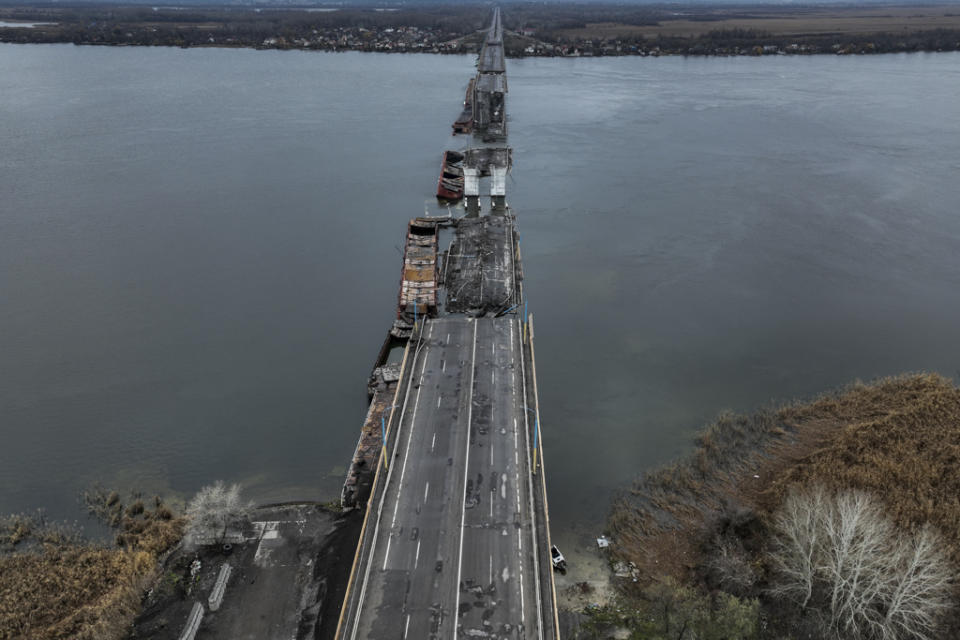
[
  {"left": 702, "top": 533, "right": 758, "bottom": 596},
  {"left": 880, "top": 525, "right": 954, "bottom": 640},
  {"left": 768, "top": 485, "right": 954, "bottom": 640},
  {"left": 184, "top": 481, "right": 253, "bottom": 548},
  {"left": 768, "top": 483, "right": 828, "bottom": 610}
]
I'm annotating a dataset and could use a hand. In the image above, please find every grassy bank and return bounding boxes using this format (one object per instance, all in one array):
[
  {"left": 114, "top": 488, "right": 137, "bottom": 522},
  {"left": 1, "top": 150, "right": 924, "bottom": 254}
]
[
  {"left": 602, "top": 373, "right": 960, "bottom": 639},
  {"left": 0, "top": 497, "right": 183, "bottom": 640}
]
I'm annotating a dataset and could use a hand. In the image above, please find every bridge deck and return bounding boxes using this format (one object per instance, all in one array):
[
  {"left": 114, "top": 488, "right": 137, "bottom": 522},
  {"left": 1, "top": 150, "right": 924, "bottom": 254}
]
[
  {"left": 345, "top": 315, "right": 544, "bottom": 639},
  {"left": 337, "top": 9, "right": 557, "bottom": 639}
]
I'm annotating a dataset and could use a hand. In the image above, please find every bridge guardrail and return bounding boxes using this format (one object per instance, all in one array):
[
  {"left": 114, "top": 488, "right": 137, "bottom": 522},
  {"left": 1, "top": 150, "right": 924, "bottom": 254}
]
[
  {"left": 332, "top": 325, "right": 419, "bottom": 640},
  {"left": 527, "top": 312, "right": 562, "bottom": 638}
]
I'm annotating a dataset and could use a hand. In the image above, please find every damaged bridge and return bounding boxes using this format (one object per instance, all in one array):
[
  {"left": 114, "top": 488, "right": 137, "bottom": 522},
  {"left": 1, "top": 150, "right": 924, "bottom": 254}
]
[
  {"left": 337, "top": 209, "right": 558, "bottom": 640},
  {"left": 337, "top": 8, "right": 559, "bottom": 640}
]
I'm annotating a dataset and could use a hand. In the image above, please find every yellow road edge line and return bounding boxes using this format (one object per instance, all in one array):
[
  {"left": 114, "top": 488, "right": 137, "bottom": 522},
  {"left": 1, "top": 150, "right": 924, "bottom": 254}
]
[{"left": 528, "top": 313, "right": 562, "bottom": 638}]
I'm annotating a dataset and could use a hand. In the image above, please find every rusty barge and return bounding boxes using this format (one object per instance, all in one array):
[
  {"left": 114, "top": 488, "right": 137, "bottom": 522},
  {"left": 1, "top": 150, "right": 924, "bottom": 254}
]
[
  {"left": 452, "top": 77, "right": 474, "bottom": 134},
  {"left": 342, "top": 216, "right": 446, "bottom": 508},
  {"left": 436, "top": 150, "right": 465, "bottom": 201}
]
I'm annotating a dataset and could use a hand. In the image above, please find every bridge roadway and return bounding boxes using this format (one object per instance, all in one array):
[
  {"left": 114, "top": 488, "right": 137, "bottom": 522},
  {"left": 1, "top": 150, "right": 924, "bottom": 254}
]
[
  {"left": 478, "top": 7, "right": 505, "bottom": 74},
  {"left": 341, "top": 314, "right": 547, "bottom": 639}
]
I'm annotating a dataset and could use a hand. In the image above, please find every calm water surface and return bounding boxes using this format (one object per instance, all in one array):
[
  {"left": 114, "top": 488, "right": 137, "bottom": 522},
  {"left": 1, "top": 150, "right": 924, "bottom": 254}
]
[{"left": 2, "top": 45, "right": 959, "bottom": 538}]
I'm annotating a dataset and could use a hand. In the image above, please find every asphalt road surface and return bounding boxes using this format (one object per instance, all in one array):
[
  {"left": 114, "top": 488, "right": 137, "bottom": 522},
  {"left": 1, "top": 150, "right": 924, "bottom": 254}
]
[
  {"left": 478, "top": 7, "right": 505, "bottom": 73},
  {"left": 345, "top": 315, "right": 544, "bottom": 640}
]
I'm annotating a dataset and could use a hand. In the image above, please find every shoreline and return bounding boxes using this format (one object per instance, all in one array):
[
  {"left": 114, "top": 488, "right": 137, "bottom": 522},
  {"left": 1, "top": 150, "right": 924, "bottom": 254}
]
[
  {"left": 3, "top": 37, "right": 960, "bottom": 58},
  {"left": 4, "top": 2, "right": 960, "bottom": 58},
  {"left": 586, "top": 373, "right": 960, "bottom": 638}
]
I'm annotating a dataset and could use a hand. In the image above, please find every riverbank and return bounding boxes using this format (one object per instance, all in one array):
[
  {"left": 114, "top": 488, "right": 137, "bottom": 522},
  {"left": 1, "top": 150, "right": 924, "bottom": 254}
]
[
  {"left": 0, "top": 496, "right": 183, "bottom": 640},
  {"left": 593, "top": 373, "right": 960, "bottom": 638},
  {"left": 131, "top": 503, "right": 361, "bottom": 640},
  {"left": 0, "top": 499, "right": 360, "bottom": 640}
]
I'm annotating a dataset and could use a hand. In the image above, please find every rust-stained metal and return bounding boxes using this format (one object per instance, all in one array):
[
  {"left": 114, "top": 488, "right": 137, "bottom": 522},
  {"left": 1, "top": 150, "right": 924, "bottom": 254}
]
[
  {"left": 341, "top": 380, "right": 398, "bottom": 509},
  {"left": 436, "top": 150, "right": 465, "bottom": 201},
  {"left": 452, "top": 77, "right": 475, "bottom": 134},
  {"left": 396, "top": 218, "right": 439, "bottom": 327}
]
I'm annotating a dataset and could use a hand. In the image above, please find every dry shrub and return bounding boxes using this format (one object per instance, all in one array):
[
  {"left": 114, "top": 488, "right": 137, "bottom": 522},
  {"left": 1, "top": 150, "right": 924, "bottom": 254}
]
[
  {"left": 113, "top": 500, "right": 184, "bottom": 557},
  {"left": 0, "top": 546, "right": 155, "bottom": 640},
  {"left": 0, "top": 493, "right": 185, "bottom": 639},
  {"left": 610, "top": 373, "right": 960, "bottom": 587},
  {"left": 609, "top": 408, "right": 794, "bottom": 576},
  {"left": 766, "top": 373, "right": 960, "bottom": 567},
  {"left": 698, "top": 501, "right": 765, "bottom": 597},
  {"left": 82, "top": 489, "right": 185, "bottom": 557},
  {"left": 0, "top": 515, "right": 36, "bottom": 549}
]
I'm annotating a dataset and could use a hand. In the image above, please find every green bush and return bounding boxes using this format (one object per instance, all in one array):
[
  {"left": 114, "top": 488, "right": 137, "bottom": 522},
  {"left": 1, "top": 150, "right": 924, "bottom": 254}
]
[{"left": 581, "top": 579, "right": 759, "bottom": 640}]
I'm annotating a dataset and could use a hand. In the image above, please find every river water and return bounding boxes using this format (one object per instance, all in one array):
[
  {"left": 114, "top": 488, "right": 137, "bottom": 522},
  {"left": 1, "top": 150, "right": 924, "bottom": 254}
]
[{"left": 2, "top": 45, "right": 959, "bottom": 538}]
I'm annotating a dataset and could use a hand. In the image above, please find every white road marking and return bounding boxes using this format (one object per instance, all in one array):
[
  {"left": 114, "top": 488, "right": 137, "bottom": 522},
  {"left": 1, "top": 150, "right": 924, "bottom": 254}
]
[
  {"left": 490, "top": 446, "right": 494, "bottom": 466},
  {"left": 520, "top": 570, "right": 526, "bottom": 621},
  {"left": 385, "top": 353, "right": 428, "bottom": 570},
  {"left": 424, "top": 482, "right": 430, "bottom": 503},
  {"left": 382, "top": 537, "right": 392, "bottom": 571},
  {"left": 453, "top": 319, "right": 479, "bottom": 640},
  {"left": 442, "top": 360, "right": 446, "bottom": 372},
  {"left": 446, "top": 333, "right": 450, "bottom": 345},
  {"left": 431, "top": 432, "right": 436, "bottom": 452},
  {"left": 404, "top": 614, "right": 410, "bottom": 639},
  {"left": 391, "top": 355, "right": 428, "bottom": 525},
  {"left": 501, "top": 475, "right": 506, "bottom": 500},
  {"left": 492, "top": 370, "right": 495, "bottom": 386},
  {"left": 437, "top": 395, "right": 442, "bottom": 408},
  {"left": 489, "top": 556, "right": 493, "bottom": 585},
  {"left": 414, "top": 540, "right": 421, "bottom": 569},
  {"left": 516, "top": 317, "right": 545, "bottom": 640}
]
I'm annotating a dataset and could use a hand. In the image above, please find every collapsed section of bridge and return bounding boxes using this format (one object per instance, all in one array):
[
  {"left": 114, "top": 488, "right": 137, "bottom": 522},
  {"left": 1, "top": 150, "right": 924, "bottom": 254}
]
[{"left": 337, "top": 8, "right": 559, "bottom": 640}]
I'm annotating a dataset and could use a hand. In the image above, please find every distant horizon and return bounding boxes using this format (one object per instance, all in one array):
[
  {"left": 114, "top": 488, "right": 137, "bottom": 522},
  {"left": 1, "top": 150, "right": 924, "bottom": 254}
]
[{"left": 2, "top": 0, "right": 959, "bottom": 8}]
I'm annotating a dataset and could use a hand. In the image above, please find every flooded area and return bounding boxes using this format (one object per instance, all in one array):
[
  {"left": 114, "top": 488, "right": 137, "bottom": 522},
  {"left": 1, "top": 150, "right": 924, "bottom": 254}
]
[{"left": 2, "top": 45, "right": 959, "bottom": 545}]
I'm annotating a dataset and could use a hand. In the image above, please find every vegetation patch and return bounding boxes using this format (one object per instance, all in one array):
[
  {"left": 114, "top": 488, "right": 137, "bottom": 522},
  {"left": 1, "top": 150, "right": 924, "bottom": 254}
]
[
  {"left": 0, "top": 493, "right": 184, "bottom": 640},
  {"left": 605, "top": 373, "right": 960, "bottom": 639},
  {"left": 579, "top": 582, "right": 759, "bottom": 640}
]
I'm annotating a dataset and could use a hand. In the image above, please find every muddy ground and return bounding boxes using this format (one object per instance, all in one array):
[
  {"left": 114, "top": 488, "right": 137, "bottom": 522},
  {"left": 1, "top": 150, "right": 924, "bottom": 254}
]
[{"left": 131, "top": 503, "right": 361, "bottom": 640}]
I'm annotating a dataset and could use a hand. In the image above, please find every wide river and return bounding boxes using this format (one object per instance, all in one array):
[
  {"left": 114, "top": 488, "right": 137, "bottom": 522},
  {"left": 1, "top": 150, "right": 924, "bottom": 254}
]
[{"left": 2, "top": 45, "right": 959, "bottom": 541}]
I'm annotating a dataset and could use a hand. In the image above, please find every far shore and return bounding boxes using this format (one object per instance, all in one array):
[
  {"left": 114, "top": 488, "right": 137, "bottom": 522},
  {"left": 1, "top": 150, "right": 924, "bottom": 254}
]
[{"left": 3, "top": 3, "right": 960, "bottom": 57}]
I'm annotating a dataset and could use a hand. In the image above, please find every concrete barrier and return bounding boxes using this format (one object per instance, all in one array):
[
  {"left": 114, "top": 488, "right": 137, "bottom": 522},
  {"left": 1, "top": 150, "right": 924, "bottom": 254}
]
[
  {"left": 177, "top": 602, "right": 204, "bottom": 640},
  {"left": 208, "top": 563, "right": 232, "bottom": 612},
  {"left": 333, "top": 331, "right": 416, "bottom": 640}
]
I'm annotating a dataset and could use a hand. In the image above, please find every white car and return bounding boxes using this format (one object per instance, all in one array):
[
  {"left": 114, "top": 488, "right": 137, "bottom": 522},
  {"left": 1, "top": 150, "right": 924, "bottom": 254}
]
[{"left": 550, "top": 545, "right": 567, "bottom": 573}]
